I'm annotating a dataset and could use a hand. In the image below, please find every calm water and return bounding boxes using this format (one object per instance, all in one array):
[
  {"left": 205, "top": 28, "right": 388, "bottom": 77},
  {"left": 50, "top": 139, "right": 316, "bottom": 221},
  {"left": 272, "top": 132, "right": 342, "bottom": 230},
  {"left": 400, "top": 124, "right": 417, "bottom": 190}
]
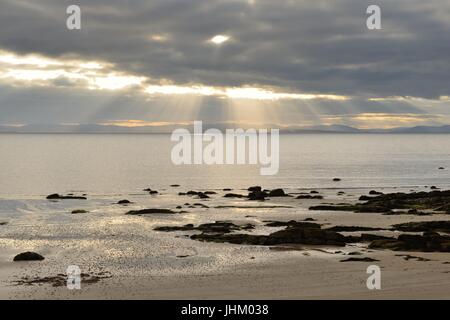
[{"left": 0, "top": 133, "right": 449, "bottom": 196}]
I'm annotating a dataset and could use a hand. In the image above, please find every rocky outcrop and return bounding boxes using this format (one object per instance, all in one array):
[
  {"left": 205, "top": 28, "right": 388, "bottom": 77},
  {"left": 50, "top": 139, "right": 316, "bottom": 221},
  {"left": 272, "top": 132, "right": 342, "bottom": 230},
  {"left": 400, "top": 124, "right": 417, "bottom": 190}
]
[
  {"left": 369, "top": 232, "right": 450, "bottom": 252},
  {"left": 310, "top": 189, "right": 450, "bottom": 214}
]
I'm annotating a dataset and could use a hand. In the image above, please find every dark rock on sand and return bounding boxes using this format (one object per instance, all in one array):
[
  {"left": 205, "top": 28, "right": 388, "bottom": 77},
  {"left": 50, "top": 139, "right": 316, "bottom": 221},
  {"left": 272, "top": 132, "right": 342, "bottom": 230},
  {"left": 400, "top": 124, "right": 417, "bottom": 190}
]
[
  {"left": 265, "top": 220, "right": 322, "bottom": 228},
  {"left": 325, "top": 226, "right": 385, "bottom": 232},
  {"left": 296, "top": 195, "right": 323, "bottom": 199},
  {"left": 186, "top": 190, "right": 199, "bottom": 195},
  {"left": 155, "top": 221, "right": 254, "bottom": 234},
  {"left": 248, "top": 190, "right": 268, "bottom": 200},
  {"left": 268, "top": 188, "right": 289, "bottom": 197},
  {"left": 204, "top": 191, "right": 217, "bottom": 195},
  {"left": 149, "top": 190, "right": 158, "bottom": 195},
  {"left": 196, "top": 192, "right": 210, "bottom": 199},
  {"left": 170, "top": 184, "right": 180, "bottom": 187},
  {"left": 13, "top": 252, "right": 45, "bottom": 261},
  {"left": 369, "top": 190, "right": 383, "bottom": 195},
  {"left": 117, "top": 199, "right": 131, "bottom": 204},
  {"left": 438, "top": 167, "right": 445, "bottom": 170},
  {"left": 392, "top": 221, "right": 450, "bottom": 234},
  {"left": 46, "top": 193, "right": 87, "bottom": 200},
  {"left": 310, "top": 191, "right": 319, "bottom": 194},
  {"left": 71, "top": 209, "right": 88, "bottom": 214},
  {"left": 178, "top": 192, "right": 187, "bottom": 196},
  {"left": 224, "top": 193, "right": 245, "bottom": 198},
  {"left": 191, "top": 221, "right": 348, "bottom": 246},
  {"left": 0, "top": 222, "right": 8, "bottom": 225},
  {"left": 369, "top": 232, "right": 450, "bottom": 252},
  {"left": 340, "top": 257, "right": 379, "bottom": 262},
  {"left": 383, "top": 208, "right": 431, "bottom": 216},
  {"left": 333, "top": 178, "right": 341, "bottom": 182},
  {"left": 311, "top": 189, "right": 450, "bottom": 214},
  {"left": 126, "top": 208, "right": 176, "bottom": 215},
  {"left": 223, "top": 188, "right": 232, "bottom": 191},
  {"left": 248, "top": 186, "right": 262, "bottom": 192}
]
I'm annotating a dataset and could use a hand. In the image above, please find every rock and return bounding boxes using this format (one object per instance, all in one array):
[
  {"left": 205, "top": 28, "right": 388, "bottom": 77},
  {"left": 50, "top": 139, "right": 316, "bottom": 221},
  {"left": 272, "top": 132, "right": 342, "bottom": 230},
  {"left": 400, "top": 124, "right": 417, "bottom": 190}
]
[
  {"left": 325, "top": 226, "right": 385, "bottom": 232},
  {"left": 191, "top": 221, "right": 347, "bottom": 246},
  {"left": 13, "top": 252, "right": 45, "bottom": 261},
  {"left": 155, "top": 221, "right": 254, "bottom": 234},
  {"left": 186, "top": 190, "right": 199, "bottom": 195},
  {"left": 143, "top": 188, "right": 152, "bottom": 192},
  {"left": 178, "top": 192, "right": 187, "bottom": 196},
  {"left": 265, "top": 220, "right": 322, "bottom": 228},
  {"left": 296, "top": 195, "right": 323, "bottom": 199},
  {"left": 0, "top": 222, "right": 8, "bottom": 225},
  {"left": 126, "top": 208, "right": 176, "bottom": 215},
  {"left": 223, "top": 188, "right": 232, "bottom": 191},
  {"left": 204, "top": 191, "right": 217, "bottom": 195},
  {"left": 430, "top": 186, "right": 439, "bottom": 190},
  {"left": 71, "top": 209, "right": 88, "bottom": 214},
  {"left": 248, "top": 190, "right": 267, "bottom": 200},
  {"left": 438, "top": 167, "right": 445, "bottom": 170},
  {"left": 224, "top": 193, "right": 245, "bottom": 198},
  {"left": 196, "top": 192, "right": 210, "bottom": 199},
  {"left": 333, "top": 178, "right": 341, "bottom": 182},
  {"left": 369, "top": 190, "right": 383, "bottom": 195},
  {"left": 268, "top": 188, "right": 288, "bottom": 197},
  {"left": 392, "top": 221, "right": 450, "bottom": 234},
  {"left": 311, "top": 189, "right": 450, "bottom": 214},
  {"left": 176, "top": 206, "right": 182, "bottom": 209},
  {"left": 248, "top": 186, "right": 262, "bottom": 192},
  {"left": 310, "top": 191, "right": 319, "bottom": 194},
  {"left": 149, "top": 190, "right": 158, "bottom": 195},
  {"left": 117, "top": 199, "right": 131, "bottom": 204},
  {"left": 155, "top": 224, "right": 195, "bottom": 232},
  {"left": 170, "top": 184, "right": 180, "bottom": 187},
  {"left": 303, "top": 218, "right": 316, "bottom": 221},
  {"left": 46, "top": 193, "right": 87, "bottom": 200},
  {"left": 359, "top": 195, "right": 375, "bottom": 201},
  {"left": 340, "top": 257, "right": 379, "bottom": 262},
  {"left": 369, "top": 231, "right": 450, "bottom": 252},
  {"left": 337, "top": 191, "right": 346, "bottom": 195}
]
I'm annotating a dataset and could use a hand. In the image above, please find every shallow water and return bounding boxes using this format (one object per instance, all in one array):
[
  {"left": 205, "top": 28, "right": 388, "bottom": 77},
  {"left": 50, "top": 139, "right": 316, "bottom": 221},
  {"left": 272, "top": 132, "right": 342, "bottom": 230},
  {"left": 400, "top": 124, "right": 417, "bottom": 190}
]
[{"left": 0, "top": 133, "right": 449, "bottom": 197}]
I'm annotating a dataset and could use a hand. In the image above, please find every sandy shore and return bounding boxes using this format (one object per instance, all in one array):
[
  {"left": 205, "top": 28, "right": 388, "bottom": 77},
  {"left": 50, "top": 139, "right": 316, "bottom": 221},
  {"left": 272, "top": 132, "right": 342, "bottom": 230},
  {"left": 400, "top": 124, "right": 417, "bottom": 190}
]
[{"left": 1, "top": 186, "right": 450, "bottom": 299}]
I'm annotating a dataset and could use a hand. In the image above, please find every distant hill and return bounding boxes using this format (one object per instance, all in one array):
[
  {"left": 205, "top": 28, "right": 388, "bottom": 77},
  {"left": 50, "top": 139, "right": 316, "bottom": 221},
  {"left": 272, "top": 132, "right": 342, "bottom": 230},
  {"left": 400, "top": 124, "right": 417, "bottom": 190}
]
[{"left": 1, "top": 123, "right": 450, "bottom": 134}]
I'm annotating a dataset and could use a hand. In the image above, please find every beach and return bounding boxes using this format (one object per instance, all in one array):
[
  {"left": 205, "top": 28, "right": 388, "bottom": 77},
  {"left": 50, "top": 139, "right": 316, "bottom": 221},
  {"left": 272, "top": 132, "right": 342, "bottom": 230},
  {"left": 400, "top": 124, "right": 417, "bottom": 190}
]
[{"left": 1, "top": 184, "right": 450, "bottom": 299}]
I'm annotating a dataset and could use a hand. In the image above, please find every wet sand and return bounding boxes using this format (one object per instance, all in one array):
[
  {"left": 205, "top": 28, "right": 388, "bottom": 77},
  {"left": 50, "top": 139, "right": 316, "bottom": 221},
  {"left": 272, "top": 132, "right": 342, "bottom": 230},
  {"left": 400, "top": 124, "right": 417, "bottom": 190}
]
[{"left": 1, "top": 186, "right": 450, "bottom": 299}]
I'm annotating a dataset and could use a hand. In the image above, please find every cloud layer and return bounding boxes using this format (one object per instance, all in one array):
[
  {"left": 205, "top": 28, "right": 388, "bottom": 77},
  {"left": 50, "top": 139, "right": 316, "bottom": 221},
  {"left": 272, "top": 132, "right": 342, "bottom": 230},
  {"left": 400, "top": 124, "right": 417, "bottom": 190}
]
[{"left": 0, "top": 0, "right": 449, "bottom": 128}]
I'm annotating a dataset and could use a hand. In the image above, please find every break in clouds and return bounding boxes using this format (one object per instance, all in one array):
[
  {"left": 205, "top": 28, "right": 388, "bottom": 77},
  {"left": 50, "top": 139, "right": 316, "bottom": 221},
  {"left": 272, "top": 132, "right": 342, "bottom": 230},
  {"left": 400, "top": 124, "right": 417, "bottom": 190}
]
[{"left": 0, "top": 0, "right": 450, "bottom": 129}]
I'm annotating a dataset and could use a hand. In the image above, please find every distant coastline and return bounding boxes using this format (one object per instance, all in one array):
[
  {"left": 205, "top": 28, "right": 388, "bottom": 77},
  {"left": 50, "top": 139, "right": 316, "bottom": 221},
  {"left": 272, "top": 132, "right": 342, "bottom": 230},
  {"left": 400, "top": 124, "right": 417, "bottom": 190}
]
[{"left": 2, "top": 124, "right": 450, "bottom": 134}]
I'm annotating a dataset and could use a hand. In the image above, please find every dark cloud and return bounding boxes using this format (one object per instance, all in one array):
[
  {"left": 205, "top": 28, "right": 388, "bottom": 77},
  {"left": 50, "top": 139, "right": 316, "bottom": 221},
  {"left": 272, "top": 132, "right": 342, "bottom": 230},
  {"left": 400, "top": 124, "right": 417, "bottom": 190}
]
[{"left": 0, "top": 0, "right": 449, "bottom": 127}]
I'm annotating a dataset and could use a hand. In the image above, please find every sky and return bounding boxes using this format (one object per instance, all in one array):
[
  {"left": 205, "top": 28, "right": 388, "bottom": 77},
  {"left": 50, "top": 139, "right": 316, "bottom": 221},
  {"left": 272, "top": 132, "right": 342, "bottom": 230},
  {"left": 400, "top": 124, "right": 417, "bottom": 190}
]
[{"left": 0, "top": 0, "right": 450, "bottom": 130}]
